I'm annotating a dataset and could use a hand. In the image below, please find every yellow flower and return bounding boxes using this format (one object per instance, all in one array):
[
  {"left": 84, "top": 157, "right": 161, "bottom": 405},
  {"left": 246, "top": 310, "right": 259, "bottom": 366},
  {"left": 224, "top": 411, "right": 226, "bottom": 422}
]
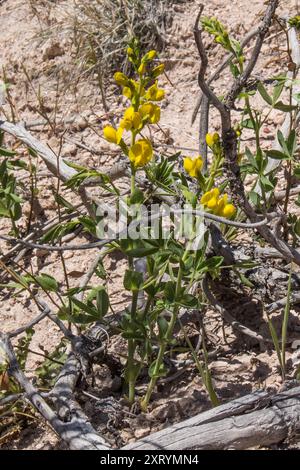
[
  {"left": 206, "top": 132, "right": 220, "bottom": 148},
  {"left": 114, "top": 72, "right": 129, "bottom": 87},
  {"left": 139, "top": 103, "right": 161, "bottom": 124},
  {"left": 122, "top": 86, "right": 132, "bottom": 99},
  {"left": 222, "top": 203, "right": 236, "bottom": 218},
  {"left": 127, "top": 47, "right": 134, "bottom": 57},
  {"left": 145, "top": 82, "right": 165, "bottom": 101},
  {"left": 183, "top": 156, "right": 203, "bottom": 179},
  {"left": 215, "top": 194, "right": 228, "bottom": 215},
  {"left": 152, "top": 64, "right": 165, "bottom": 78},
  {"left": 143, "top": 50, "right": 157, "bottom": 61},
  {"left": 138, "top": 63, "right": 147, "bottom": 75},
  {"left": 200, "top": 188, "right": 220, "bottom": 207},
  {"left": 201, "top": 188, "right": 236, "bottom": 218},
  {"left": 120, "top": 107, "right": 141, "bottom": 131},
  {"left": 129, "top": 139, "right": 153, "bottom": 167},
  {"left": 103, "top": 125, "right": 123, "bottom": 144}
]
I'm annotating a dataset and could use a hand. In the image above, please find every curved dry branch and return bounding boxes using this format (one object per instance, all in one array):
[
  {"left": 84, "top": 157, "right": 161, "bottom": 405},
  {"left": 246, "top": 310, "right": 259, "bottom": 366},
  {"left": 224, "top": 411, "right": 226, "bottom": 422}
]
[{"left": 0, "top": 332, "right": 110, "bottom": 450}]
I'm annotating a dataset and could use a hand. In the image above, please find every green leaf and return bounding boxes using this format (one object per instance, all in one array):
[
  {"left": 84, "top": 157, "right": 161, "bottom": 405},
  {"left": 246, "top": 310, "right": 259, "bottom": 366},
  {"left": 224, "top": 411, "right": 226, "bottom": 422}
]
[
  {"left": 273, "top": 81, "right": 285, "bottom": 104},
  {"left": 177, "top": 293, "right": 198, "bottom": 308},
  {"left": 257, "top": 82, "right": 272, "bottom": 105},
  {"left": 129, "top": 188, "right": 144, "bottom": 205},
  {"left": 164, "top": 281, "right": 176, "bottom": 302},
  {"left": 287, "top": 129, "right": 297, "bottom": 157},
  {"left": 157, "top": 316, "right": 169, "bottom": 339},
  {"left": 274, "top": 101, "right": 297, "bottom": 112},
  {"left": 35, "top": 274, "right": 58, "bottom": 292},
  {"left": 0, "top": 147, "right": 17, "bottom": 157},
  {"left": 124, "top": 269, "right": 143, "bottom": 291},
  {"left": 96, "top": 287, "right": 109, "bottom": 318},
  {"left": 119, "top": 239, "right": 159, "bottom": 257},
  {"left": 70, "top": 297, "right": 99, "bottom": 318},
  {"left": 265, "top": 149, "right": 289, "bottom": 160},
  {"left": 148, "top": 360, "right": 168, "bottom": 378},
  {"left": 260, "top": 175, "right": 274, "bottom": 192}
]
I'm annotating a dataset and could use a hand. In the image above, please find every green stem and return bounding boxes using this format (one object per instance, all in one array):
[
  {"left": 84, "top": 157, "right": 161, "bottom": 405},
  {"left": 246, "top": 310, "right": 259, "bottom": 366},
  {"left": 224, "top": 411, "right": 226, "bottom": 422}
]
[
  {"left": 127, "top": 290, "right": 138, "bottom": 405},
  {"left": 141, "top": 248, "right": 189, "bottom": 411}
]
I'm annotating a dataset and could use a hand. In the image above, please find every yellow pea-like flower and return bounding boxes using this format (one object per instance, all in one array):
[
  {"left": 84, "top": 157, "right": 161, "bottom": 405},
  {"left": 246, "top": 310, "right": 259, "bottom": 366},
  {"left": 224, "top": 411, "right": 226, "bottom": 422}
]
[
  {"left": 139, "top": 103, "right": 161, "bottom": 124},
  {"left": 143, "top": 50, "right": 157, "bottom": 61},
  {"left": 145, "top": 82, "right": 165, "bottom": 102},
  {"left": 201, "top": 188, "right": 236, "bottom": 219},
  {"left": 114, "top": 72, "right": 129, "bottom": 87},
  {"left": 152, "top": 64, "right": 165, "bottom": 78},
  {"left": 215, "top": 194, "right": 228, "bottom": 215},
  {"left": 138, "top": 63, "right": 146, "bottom": 75},
  {"left": 222, "top": 203, "right": 236, "bottom": 218},
  {"left": 122, "top": 87, "right": 132, "bottom": 99},
  {"left": 200, "top": 188, "right": 220, "bottom": 206},
  {"left": 127, "top": 47, "right": 134, "bottom": 57},
  {"left": 120, "top": 107, "right": 141, "bottom": 131},
  {"left": 103, "top": 125, "right": 124, "bottom": 144},
  {"left": 183, "top": 156, "right": 203, "bottom": 179},
  {"left": 206, "top": 132, "right": 220, "bottom": 148},
  {"left": 129, "top": 139, "right": 153, "bottom": 167}
]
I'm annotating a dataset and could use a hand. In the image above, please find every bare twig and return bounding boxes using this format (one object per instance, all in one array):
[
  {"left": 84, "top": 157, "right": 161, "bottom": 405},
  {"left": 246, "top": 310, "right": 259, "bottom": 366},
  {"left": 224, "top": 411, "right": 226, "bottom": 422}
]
[{"left": 0, "top": 333, "right": 110, "bottom": 450}]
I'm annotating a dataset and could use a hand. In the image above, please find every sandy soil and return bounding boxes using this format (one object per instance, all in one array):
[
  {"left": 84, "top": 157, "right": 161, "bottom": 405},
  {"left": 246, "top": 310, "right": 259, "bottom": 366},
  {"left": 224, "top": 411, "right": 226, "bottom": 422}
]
[{"left": 1, "top": 0, "right": 300, "bottom": 450}]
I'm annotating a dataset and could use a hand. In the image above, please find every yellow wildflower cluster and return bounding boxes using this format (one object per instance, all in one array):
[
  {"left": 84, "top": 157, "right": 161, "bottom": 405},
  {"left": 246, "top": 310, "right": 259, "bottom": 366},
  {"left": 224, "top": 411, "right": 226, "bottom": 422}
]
[
  {"left": 201, "top": 188, "right": 236, "bottom": 218},
  {"left": 103, "top": 47, "right": 165, "bottom": 168}
]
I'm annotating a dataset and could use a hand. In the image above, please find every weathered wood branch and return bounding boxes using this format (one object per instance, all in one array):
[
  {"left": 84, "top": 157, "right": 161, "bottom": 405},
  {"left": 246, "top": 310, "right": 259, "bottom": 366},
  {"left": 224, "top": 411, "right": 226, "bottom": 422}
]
[
  {"left": 124, "top": 386, "right": 300, "bottom": 450},
  {"left": 0, "top": 332, "right": 110, "bottom": 450}
]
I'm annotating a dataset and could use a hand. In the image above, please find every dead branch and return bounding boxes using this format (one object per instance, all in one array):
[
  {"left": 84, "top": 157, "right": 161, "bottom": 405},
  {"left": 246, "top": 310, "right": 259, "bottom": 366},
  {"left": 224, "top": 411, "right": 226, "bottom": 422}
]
[
  {"left": 124, "top": 385, "right": 300, "bottom": 450},
  {"left": 0, "top": 332, "right": 110, "bottom": 450}
]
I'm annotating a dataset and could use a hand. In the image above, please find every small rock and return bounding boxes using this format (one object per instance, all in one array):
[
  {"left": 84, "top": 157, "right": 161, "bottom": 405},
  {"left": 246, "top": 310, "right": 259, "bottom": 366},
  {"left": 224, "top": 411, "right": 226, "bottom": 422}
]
[
  {"left": 134, "top": 427, "right": 151, "bottom": 439},
  {"left": 63, "top": 143, "right": 77, "bottom": 156},
  {"left": 42, "top": 41, "right": 65, "bottom": 61}
]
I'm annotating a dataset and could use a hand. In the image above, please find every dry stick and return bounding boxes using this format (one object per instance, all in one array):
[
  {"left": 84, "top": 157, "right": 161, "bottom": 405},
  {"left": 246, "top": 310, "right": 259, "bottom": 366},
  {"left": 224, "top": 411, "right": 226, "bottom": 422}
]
[
  {"left": 199, "top": 95, "right": 209, "bottom": 171},
  {"left": 8, "top": 303, "right": 51, "bottom": 339},
  {"left": 0, "top": 233, "right": 111, "bottom": 252},
  {"left": 0, "top": 333, "right": 110, "bottom": 450}
]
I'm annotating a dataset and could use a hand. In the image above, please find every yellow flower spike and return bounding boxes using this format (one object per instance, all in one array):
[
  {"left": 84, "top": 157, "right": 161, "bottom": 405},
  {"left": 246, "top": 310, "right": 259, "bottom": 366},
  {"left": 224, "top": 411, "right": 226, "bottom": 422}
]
[
  {"left": 222, "top": 203, "right": 236, "bottom": 218},
  {"left": 129, "top": 139, "right": 153, "bottom": 168},
  {"left": 103, "top": 125, "right": 123, "bottom": 144},
  {"left": 139, "top": 103, "right": 161, "bottom": 124},
  {"left": 206, "top": 132, "right": 220, "bottom": 148},
  {"left": 200, "top": 188, "right": 220, "bottom": 206},
  {"left": 114, "top": 72, "right": 129, "bottom": 87},
  {"left": 145, "top": 82, "right": 165, "bottom": 101},
  {"left": 152, "top": 64, "right": 165, "bottom": 78},
  {"left": 183, "top": 156, "right": 203, "bottom": 179},
  {"left": 120, "top": 107, "right": 142, "bottom": 131}
]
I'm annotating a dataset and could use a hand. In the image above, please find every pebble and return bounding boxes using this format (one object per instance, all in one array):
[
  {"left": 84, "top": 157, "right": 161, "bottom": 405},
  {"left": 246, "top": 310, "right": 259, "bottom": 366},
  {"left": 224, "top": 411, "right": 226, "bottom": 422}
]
[{"left": 42, "top": 41, "right": 65, "bottom": 61}]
